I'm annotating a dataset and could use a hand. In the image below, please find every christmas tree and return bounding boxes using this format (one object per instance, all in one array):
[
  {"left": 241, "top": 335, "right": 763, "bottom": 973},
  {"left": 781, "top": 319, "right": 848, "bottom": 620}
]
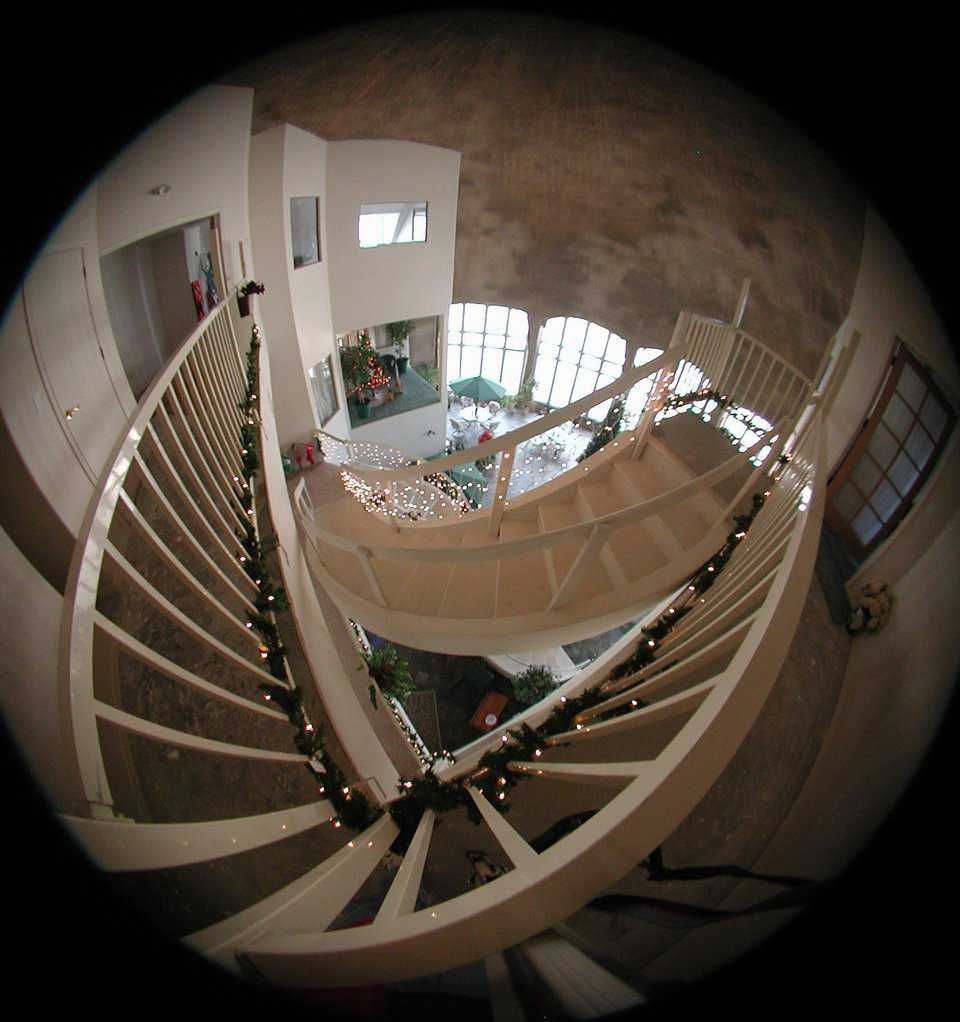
[
  {"left": 359, "top": 332, "right": 390, "bottom": 393},
  {"left": 577, "top": 394, "right": 625, "bottom": 463}
]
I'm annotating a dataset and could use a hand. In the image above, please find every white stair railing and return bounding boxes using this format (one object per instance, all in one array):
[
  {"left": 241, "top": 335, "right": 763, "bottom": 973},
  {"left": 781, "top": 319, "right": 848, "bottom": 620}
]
[
  {"left": 57, "top": 293, "right": 335, "bottom": 867},
  {"left": 201, "top": 406, "right": 826, "bottom": 987}
]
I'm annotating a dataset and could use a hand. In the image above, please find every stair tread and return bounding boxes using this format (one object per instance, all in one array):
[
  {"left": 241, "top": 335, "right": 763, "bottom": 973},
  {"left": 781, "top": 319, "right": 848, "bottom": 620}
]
[
  {"left": 499, "top": 519, "right": 540, "bottom": 541},
  {"left": 313, "top": 542, "right": 378, "bottom": 604},
  {"left": 438, "top": 561, "right": 499, "bottom": 618},
  {"left": 577, "top": 480, "right": 625, "bottom": 519},
  {"left": 368, "top": 556, "right": 416, "bottom": 607},
  {"left": 613, "top": 461, "right": 717, "bottom": 546},
  {"left": 550, "top": 548, "right": 616, "bottom": 605},
  {"left": 604, "top": 520, "right": 673, "bottom": 581},
  {"left": 396, "top": 562, "right": 455, "bottom": 616},
  {"left": 497, "top": 548, "right": 553, "bottom": 616},
  {"left": 539, "top": 503, "right": 582, "bottom": 532}
]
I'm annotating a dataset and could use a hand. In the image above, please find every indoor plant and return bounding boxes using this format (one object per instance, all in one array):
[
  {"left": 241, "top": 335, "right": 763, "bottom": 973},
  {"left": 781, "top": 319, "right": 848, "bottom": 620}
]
[
  {"left": 339, "top": 343, "right": 370, "bottom": 393},
  {"left": 386, "top": 320, "right": 415, "bottom": 374},
  {"left": 361, "top": 643, "right": 416, "bottom": 704},
  {"left": 510, "top": 664, "right": 556, "bottom": 706},
  {"left": 236, "top": 279, "right": 266, "bottom": 317}
]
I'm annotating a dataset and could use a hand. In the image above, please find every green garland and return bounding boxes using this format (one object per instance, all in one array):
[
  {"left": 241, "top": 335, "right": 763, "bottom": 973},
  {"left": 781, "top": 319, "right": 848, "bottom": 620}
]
[
  {"left": 240, "top": 323, "right": 779, "bottom": 847},
  {"left": 577, "top": 394, "right": 626, "bottom": 463},
  {"left": 236, "top": 321, "right": 382, "bottom": 833},
  {"left": 385, "top": 482, "right": 774, "bottom": 845}
]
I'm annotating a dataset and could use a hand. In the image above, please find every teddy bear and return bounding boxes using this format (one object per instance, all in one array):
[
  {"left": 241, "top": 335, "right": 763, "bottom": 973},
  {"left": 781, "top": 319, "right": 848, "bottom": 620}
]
[{"left": 846, "top": 578, "right": 893, "bottom": 635}]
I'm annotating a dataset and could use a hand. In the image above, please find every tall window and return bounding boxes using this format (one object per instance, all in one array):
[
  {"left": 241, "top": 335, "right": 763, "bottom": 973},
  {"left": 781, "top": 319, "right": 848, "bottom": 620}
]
[
  {"left": 290, "top": 197, "right": 321, "bottom": 268},
  {"left": 447, "top": 303, "right": 528, "bottom": 394},
  {"left": 534, "top": 317, "right": 632, "bottom": 421},
  {"left": 827, "top": 342, "right": 955, "bottom": 558},
  {"left": 623, "top": 345, "right": 665, "bottom": 422},
  {"left": 308, "top": 355, "right": 340, "bottom": 427},
  {"left": 358, "top": 201, "right": 427, "bottom": 248}
]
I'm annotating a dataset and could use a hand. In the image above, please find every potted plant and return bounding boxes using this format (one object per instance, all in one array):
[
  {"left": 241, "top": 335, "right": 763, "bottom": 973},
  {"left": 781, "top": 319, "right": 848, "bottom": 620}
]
[
  {"left": 237, "top": 280, "right": 266, "bottom": 317},
  {"left": 361, "top": 643, "right": 416, "bottom": 704},
  {"left": 385, "top": 320, "right": 414, "bottom": 374},
  {"left": 510, "top": 664, "right": 556, "bottom": 706},
  {"left": 340, "top": 344, "right": 371, "bottom": 407}
]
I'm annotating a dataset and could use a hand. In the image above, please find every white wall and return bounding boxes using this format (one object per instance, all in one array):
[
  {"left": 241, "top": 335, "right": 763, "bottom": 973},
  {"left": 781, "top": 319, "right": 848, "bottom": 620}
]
[
  {"left": 249, "top": 125, "right": 347, "bottom": 448},
  {"left": 149, "top": 232, "right": 198, "bottom": 355},
  {"left": 325, "top": 140, "right": 460, "bottom": 334},
  {"left": 0, "top": 187, "right": 134, "bottom": 536},
  {"left": 284, "top": 127, "right": 349, "bottom": 439},
  {"left": 100, "top": 245, "right": 166, "bottom": 399},
  {"left": 97, "top": 84, "right": 254, "bottom": 293},
  {"left": 826, "top": 206, "right": 960, "bottom": 472},
  {"left": 0, "top": 527, "right": 81, "bottom": 814},
  {"left": 786, "top": 202, "right": 960, "bottom": 906},
  {"left": 349, "top": 403, "right": 446, "bottom": 461}
]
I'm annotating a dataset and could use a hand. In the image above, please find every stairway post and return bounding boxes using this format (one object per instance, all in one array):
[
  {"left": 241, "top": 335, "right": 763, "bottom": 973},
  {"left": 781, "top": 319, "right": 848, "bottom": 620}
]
[
  {"left": 732, "top": 277, "right": 751, "bottom": 328},
  {"left": 488, "top": 444, "right": 517, "bottom": 537}
]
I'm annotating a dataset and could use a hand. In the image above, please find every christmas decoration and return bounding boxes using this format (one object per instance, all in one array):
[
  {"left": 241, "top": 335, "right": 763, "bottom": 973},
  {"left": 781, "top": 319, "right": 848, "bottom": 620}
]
[{"left": 577, "top": 394, "right": 626, "bottom": 463}]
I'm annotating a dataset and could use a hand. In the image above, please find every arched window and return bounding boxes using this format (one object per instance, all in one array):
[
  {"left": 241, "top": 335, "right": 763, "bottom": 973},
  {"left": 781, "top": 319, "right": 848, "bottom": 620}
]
[
  {"left": 623, "top": 345, "right": 665, "bottom": 422},
  {"left": 447, "top": 303, "right": 528, "bottom": 395},
  {"left": 534, "top": 317, "right": 634, "bottom": 421}
]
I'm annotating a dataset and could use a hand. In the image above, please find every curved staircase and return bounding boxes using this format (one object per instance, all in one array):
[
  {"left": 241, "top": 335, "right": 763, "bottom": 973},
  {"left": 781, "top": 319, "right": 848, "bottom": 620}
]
[
  {"left": 53, "top": 291, "right": 861, "bottom": 1010},
  {"left": 297, "top": 428, "right": 768, "bottom": 653}
]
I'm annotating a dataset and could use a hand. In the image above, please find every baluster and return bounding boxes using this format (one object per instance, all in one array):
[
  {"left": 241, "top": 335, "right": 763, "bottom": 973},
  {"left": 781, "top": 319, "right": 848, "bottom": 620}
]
[{"left": 488, "top": 445, "right": 517, "bottom": 537}]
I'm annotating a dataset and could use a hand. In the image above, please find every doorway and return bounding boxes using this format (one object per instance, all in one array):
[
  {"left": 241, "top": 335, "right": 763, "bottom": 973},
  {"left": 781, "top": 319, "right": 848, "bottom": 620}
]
[
  {"left": 826, "top": 341, "right": 956, "bottom": 564},
  {"left": 100, "top": 216, "right": 222, "bottom": 400}
]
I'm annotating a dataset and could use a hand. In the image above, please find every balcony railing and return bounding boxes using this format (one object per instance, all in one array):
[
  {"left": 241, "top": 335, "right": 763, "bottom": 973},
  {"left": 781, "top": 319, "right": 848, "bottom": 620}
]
[{"left": 53, "top": 281, "right": 857, "bottom": 996}]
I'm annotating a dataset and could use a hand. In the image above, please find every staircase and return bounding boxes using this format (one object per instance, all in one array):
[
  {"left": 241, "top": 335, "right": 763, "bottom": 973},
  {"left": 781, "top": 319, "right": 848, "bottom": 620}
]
[
  {"left": 55, "top": 291, "right": 863, "bottom": 1013},
  {"left": 297, "top": 428, "right": 761, "bottom": 654}
]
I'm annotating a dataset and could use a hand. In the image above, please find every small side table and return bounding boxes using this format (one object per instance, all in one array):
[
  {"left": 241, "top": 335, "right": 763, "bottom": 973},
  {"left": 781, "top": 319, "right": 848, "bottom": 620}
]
[{"left": 469, "top": 691, "right": 509, "bottom": 732}]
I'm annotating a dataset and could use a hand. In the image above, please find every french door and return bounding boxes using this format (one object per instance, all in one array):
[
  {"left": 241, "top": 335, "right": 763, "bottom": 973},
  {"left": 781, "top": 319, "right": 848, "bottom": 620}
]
[{"left": 826, "top": 342, "right": 955, "bottom": 560}]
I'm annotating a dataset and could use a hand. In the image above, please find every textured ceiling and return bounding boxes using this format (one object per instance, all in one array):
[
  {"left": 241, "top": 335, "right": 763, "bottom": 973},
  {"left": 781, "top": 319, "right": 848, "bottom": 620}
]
[{"left": 225, "top": 11, "right": 864, "bottom": 378}]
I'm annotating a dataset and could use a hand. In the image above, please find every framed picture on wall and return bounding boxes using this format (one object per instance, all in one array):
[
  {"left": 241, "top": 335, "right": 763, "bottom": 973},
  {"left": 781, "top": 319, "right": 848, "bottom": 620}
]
[{"left": 309, "top": 355, "right": 339, "bottom": 426}]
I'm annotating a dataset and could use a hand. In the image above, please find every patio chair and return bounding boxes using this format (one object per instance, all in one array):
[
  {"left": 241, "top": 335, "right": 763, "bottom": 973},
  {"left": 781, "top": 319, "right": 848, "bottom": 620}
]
[{"left": 487, "top": 401, "right": 501, "bottom": 416}]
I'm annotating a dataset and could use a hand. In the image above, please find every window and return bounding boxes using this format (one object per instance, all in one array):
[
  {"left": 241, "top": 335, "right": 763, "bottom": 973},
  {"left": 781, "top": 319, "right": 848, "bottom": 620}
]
[
  {"left": 533, "top": 317, "right": 631, "bottom": 421},
  {"left": 308, "top": 355, "right": 340, "bottom": 426},
  {"left": 290, "top": 197, "right": 321, "bottom": 268},
  {"left": 623, "top": 346, "right": 665, "bottom": 424},
  {"left": 826, "top": 343, "right": 955, "bottom": 559},
  {"left": 447, "top": 303, "right": 528, "bottom": 394},
  {"left": 358, "top": 201, "right": 427, "bottom": 248}
]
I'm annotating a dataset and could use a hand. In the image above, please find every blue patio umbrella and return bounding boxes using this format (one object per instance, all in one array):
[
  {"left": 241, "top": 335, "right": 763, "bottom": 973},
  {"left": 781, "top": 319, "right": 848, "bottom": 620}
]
[{"left": 449, "top": 375, "right": 507, "bottom": 403}]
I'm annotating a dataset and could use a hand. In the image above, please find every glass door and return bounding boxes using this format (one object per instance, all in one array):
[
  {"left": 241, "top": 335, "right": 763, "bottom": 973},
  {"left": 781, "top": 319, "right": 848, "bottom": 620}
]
[{"left": 826, "top": 343, "right": 955, "bottom": 559}]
